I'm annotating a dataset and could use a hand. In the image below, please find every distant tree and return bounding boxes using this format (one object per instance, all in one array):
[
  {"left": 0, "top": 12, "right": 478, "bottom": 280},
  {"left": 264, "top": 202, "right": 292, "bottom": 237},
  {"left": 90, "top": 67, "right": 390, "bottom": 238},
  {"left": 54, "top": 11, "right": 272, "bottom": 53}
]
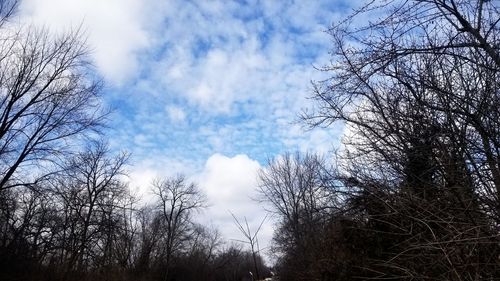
[
  {"left": 257, "top": 152, "right": 338, "bottom": 280},
  {"left": 152, "top": 175, "right": 206, "bottom": 281},
  {"left": 211, "top": 244, "right": 270, "bottom": 281},
  {"left": 50, "top": 142, "right": 128, "bottom": 277},
  {"left": 171, "top": 224, "right": 222, "bottom": 281},
  {"left": 230, "top": 212, "right": 268, "bottom": 281},
  {"left": 133, "top": 205, "right": 164, "bottom": 279},
  {"left": 0, "top": 141, "right": 131, "bottom": 280},
  {"left": 258, "top": 153, "right": 334, "bottom": 241}
]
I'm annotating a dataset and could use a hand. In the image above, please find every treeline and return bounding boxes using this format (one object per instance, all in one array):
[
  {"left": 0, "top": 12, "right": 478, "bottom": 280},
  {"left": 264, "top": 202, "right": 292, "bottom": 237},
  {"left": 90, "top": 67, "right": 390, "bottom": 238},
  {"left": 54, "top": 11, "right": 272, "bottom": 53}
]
[
  {"left": 1, "top": 152, "right": 268, "bottom": 281},
  {"left": 258, "top": 1, "right": 500, "bottom": 280},
  {"left": 2, "top": 0, "right": 500, "bottom": 280},
  {"left": 0, "top": 2, "right": 269, "bottom": 281}
]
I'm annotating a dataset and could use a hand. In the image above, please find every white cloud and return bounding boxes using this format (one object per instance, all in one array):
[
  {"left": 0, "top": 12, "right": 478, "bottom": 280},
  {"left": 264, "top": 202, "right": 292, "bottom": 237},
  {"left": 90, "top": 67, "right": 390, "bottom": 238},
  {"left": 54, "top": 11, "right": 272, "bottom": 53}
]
[
  {"left": 195, "top": 154, "right": 273, "bottom": 256},
  {"left": 126, "top": 155, "right": 200, "bottom": 201},
  {"left": 166, "top": 105, "right": 186, "bottom": 123},
  {"left": 142, "top": 0, "right": 334, "bottom": 115},
  {"left": 127, "top": 166, "right": 158, "bottom": 203},
  {"left": 18, "top": 0, "right": 152, "bottom": 84},
  {"left": 161, "top": 37, "right": 268, "bottom": 113}
]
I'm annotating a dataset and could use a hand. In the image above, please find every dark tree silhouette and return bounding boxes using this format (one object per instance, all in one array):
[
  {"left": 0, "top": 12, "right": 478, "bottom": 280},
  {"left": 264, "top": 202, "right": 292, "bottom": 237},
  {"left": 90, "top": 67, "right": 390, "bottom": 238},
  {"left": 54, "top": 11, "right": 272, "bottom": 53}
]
[
  {"left": 152, "top": 175, "right": 206, "bottom": 281},
  {"left": 292, "top": 0, "right": 500, "bottom": 279},
  {"left": 0, "top": 23, "right": 105, "bottom": 192}
]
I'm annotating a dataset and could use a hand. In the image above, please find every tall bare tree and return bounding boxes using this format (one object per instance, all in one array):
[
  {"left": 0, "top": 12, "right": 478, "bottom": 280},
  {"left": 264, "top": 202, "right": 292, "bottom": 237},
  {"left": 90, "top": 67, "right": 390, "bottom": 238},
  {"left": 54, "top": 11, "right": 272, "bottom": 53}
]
[
  {"left": 0, "top": 21, "right": 105, "bottom": 192},
  {"left": 257, "top": 152, "right": 338, "bottom": 280},
  {"left": 152, "top": 175, "right": 206, "bottom": 281},
  {"left": 52, "top": 141, "right": 128, "bottom": 276}
]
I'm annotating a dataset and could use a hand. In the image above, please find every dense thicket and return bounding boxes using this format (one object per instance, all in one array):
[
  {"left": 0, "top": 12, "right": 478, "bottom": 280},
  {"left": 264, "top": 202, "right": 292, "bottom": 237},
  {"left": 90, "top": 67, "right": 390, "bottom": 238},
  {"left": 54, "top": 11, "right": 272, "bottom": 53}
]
[{"left": 258, "top": 0, "right": 500, "bottom": 280}]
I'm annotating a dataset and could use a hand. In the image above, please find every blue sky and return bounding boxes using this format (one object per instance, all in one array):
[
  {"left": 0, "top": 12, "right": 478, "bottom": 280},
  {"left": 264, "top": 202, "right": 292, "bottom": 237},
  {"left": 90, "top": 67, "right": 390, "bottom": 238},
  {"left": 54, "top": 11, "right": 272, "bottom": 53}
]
[
  {"left": 17, "top": 0, "right": 355, "bottom": 260},
  {"left": 102, "top": 0, "right": 347, "bottom": 165}
]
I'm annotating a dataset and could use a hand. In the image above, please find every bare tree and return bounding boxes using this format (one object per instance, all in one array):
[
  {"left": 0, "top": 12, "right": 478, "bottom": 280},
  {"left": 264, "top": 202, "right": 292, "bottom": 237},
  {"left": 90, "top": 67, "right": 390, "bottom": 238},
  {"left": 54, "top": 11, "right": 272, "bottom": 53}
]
[
  {"left": 0, "top": 10, "right": 110, "bottom": 279},
  {"left": 298, "top": 0, "right": 500, "bottom": 279},
  {"left": 258, "top": 152, "right": 335, "bottom": 233},
  {"left": 0, "top": 23, "right": 105, "bottom": 192},
  {"left": 0, "top": 0, "right": 17, "bottom": 27},
  {"left": 152, "top": 175, "right": 206, "bottom": 281},
  {"left": 230, "top": 212, "right": 267, "bottom": 281},
  {"left": 51, "top": 141, "right": 128, "bottom": 277},
  {"left": 257, "top": 152, "right": 339, "bottom": 280}
]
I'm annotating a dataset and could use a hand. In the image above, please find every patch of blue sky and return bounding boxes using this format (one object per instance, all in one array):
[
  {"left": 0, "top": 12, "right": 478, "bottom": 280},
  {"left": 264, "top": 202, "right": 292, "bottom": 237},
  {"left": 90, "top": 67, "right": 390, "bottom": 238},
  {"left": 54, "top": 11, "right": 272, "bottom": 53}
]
[{"left": 99, "top": 0, "right": 350, "bottom": 174}]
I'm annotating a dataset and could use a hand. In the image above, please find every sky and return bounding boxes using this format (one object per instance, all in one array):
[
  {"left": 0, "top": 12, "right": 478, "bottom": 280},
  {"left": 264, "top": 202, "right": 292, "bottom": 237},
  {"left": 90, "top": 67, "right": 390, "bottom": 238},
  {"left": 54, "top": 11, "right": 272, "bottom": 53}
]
[{"left": 16, "top": 0, "right": 354, "bottom": 261}]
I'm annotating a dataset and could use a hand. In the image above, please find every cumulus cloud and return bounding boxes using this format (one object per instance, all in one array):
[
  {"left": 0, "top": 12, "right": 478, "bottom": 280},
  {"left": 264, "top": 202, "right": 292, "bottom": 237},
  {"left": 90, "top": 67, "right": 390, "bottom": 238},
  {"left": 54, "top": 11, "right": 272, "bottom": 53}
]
[
  {"left": 195, "top": 154, "right": 273, "bottom": 255},
  {"left": 125, "top": 154, "right": 201, "bottom": 202},
  {"left": 18, "top": 0, "right": 153, "bottom": 84}
]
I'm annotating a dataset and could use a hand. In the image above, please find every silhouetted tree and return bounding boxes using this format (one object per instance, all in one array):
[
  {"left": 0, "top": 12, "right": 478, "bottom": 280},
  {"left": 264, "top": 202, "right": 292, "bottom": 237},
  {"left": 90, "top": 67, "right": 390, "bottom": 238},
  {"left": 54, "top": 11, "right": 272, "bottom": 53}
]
[
  {"left": 152, "top": 175, "right": 206, "bottom": 281},
  {"left": 0, "top": 15, "right": 105, "bottom": 192},
  {"left": 298, "top": 0, "right": 500, "bottom": 279},
  {"left": 257, "top": 152, "right": 340, "bottom": 280}
]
